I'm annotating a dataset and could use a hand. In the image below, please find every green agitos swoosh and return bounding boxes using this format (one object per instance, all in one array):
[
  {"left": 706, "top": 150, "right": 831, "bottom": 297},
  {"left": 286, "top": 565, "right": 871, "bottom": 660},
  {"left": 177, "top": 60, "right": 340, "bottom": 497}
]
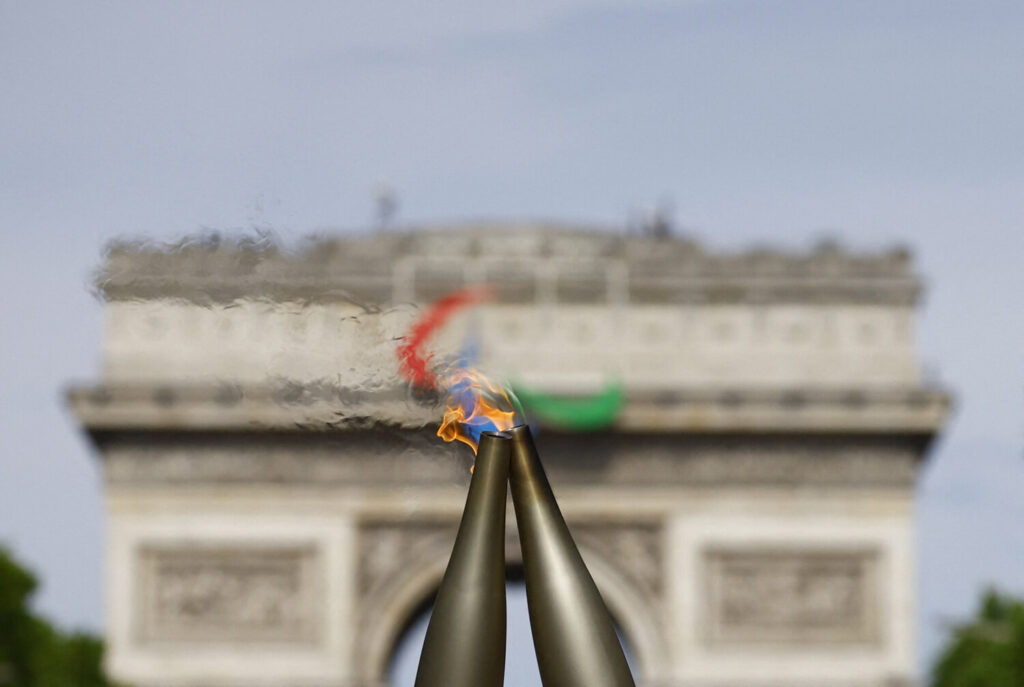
[{"left": 510, "top": 382, "right": 625, "bottom": 430}]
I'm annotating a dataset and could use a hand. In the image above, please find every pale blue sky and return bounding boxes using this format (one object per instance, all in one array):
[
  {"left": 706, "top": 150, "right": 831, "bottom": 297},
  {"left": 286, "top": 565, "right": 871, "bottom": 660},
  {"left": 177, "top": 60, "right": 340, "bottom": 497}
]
[{"left": 1, "top": 0, "right": 1022, "bottom": 680}]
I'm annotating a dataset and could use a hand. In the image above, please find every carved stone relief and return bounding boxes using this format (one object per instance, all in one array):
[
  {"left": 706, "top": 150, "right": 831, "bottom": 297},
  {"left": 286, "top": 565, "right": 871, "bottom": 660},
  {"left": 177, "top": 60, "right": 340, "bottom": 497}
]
[
  {"left": 357, "top": 520, "right": 458, "bottom": 603},
  {"left": 703, "top": 548, "right": 880, "bottom": 645},
  {"left": 572, "top": 522, "right": 663, "bottom": 601},
  {"left": 136, "top": 545, "right": 322, "bottom": 644}
]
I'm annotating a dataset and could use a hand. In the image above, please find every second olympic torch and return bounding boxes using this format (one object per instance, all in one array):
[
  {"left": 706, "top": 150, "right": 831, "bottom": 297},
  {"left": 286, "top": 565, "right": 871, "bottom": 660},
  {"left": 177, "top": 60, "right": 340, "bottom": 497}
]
[{"left": 509, "top": 424, "right": 636, "bottom": 687}]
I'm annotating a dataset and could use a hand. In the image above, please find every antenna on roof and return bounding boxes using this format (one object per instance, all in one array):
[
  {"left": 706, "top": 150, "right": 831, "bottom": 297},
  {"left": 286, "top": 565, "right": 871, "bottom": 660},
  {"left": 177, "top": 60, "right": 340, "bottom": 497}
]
[
  {"left": 635, "top": 197, "right": 674, "bottom": 239},
  {"left": 373, "top": 180, "right": 398, "bottom": 232}
]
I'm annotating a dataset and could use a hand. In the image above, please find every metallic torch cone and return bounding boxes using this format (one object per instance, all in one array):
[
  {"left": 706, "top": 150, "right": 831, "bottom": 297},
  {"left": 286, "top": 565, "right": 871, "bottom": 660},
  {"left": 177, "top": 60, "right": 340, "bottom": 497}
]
[
  {"left": 508, "top": 424, "right": 636, "bottom": 687},
  {"left": 414, "top": 431, "right": 512, "bottom": 687}
]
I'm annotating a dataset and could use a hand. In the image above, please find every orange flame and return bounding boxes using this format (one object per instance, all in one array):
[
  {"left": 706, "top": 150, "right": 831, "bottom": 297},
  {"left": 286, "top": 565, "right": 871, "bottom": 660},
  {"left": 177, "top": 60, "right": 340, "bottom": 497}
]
[{"left": 437, "top": 368, "right": 517, "bottom": 454}]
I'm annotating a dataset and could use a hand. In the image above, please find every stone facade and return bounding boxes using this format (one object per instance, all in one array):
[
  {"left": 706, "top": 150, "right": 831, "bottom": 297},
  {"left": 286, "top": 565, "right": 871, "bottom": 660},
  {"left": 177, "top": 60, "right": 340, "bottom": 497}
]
[{"left": 71, "top": 224, "right": 949, "bottom": 687}]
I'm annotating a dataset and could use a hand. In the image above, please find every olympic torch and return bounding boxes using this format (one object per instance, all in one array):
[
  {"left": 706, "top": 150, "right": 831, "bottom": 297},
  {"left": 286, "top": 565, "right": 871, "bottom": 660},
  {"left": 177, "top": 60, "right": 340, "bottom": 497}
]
[
  {"left": 508, "top": 424, "right": 635, "bottom": 687},
  {"left": 413, "top": 431, "right": 512, "bottom": 687}
]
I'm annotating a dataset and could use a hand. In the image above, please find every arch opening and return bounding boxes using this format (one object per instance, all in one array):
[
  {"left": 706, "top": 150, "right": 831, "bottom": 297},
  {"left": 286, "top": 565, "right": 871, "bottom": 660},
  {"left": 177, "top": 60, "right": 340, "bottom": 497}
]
[{"left": 386, "top": 565, "right": 637, "bottom": 687}]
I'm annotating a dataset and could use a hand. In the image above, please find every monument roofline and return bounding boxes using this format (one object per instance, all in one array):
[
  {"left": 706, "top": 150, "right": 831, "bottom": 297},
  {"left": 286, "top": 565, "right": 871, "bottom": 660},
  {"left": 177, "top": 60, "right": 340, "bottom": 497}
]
[{"left": 96, "top": 222, "right": 921, "bottom": 306}]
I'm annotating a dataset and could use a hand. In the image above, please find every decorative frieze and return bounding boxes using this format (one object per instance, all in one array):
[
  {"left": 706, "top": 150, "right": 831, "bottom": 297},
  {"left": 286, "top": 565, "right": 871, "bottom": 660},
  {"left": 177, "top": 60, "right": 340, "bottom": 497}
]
[
  {"left": 703, "top": 548, "right": 880, "bottom": 646},
  {"left": 136, "top": 545, "right": 322, "bottom": 644},
  {"left": 93, "top": 430, "right": 922, "bottom": 490},
  {"left": 357, "top": 520, "right": 459, "bottom": 601},
  {"left": 572, "top": 522, "right": 664, "bottom": 599}
]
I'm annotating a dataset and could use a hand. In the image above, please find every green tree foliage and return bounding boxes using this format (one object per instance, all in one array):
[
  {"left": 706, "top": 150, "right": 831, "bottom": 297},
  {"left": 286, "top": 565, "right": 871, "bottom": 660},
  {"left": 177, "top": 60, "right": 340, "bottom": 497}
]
[
  {"left": 933, "top": 588, "right": 1024, "bottom": 687},
  {"left": 0, "top": 546, "right": 118, "bottom": 687}
]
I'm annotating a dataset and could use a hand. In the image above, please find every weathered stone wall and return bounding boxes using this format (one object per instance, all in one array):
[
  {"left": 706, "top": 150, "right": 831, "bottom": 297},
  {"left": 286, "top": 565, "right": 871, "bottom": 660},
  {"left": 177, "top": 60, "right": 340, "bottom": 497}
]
[{"left": 95, "top": 430, "right": 922, "bottom": 686}]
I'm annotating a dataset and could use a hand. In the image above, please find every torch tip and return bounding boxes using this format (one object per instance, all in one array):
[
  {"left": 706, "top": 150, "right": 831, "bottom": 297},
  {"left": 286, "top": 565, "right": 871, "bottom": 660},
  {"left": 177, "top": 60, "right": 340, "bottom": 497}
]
[
  {"left": 506, "top": 424, "right": 534, "bottom": 447},
  {"left": 474, "top": 430, "right": 513, "bottom": 468}
]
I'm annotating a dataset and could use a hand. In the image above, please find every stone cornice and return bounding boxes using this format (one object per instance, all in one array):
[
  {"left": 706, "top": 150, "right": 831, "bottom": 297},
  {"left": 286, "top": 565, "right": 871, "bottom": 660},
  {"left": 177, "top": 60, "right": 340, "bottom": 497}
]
[
  {"left": 619, "top": 388, "right": 950, "bottom": 435},
  {"left": 67, "top": 383, "right": 950, "bottom": 438},
  {"left": 67, "top": 382, "right": 440, "bottom": 434},
  {"left": 96, "top": 224, "right": 920, "bottom": 306}
]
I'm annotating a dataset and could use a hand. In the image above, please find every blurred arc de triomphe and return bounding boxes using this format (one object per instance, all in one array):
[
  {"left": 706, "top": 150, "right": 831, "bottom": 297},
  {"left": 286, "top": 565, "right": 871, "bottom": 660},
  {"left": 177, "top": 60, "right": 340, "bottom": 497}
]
[{"left": 70, "top": 224, "right": 949, "bottom": 687}]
